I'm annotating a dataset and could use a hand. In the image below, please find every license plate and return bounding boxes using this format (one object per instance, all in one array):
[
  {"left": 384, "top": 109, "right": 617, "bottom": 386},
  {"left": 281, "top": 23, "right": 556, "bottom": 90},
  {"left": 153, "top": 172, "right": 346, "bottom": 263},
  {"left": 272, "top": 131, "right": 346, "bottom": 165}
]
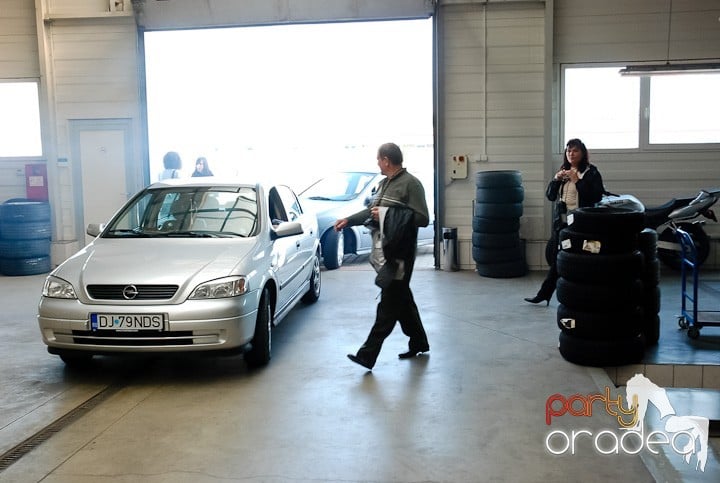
[{"left": 90, "top": 313, "right": 165, "bottom": 331}]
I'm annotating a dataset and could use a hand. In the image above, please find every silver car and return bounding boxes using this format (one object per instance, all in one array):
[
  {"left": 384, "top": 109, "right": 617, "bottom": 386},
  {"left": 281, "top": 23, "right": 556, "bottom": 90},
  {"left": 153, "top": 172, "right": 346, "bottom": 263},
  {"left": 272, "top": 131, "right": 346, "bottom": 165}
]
[
  {"left": 300, "top": 171, "right": 434, "bottom": 269},
  {"left": 37, "top": 178, "right": 321, "bottom": 368}
]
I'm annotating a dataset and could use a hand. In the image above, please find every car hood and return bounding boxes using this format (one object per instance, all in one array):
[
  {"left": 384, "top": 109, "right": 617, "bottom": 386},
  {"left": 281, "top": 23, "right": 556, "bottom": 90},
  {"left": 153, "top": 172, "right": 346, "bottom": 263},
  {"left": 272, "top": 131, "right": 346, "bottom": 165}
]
[
  {"left": 302, "top": 198, "right": 366, "bottom": 223},
  {"left": 53, "top": 238, "right": 259, "bottom": 286}
]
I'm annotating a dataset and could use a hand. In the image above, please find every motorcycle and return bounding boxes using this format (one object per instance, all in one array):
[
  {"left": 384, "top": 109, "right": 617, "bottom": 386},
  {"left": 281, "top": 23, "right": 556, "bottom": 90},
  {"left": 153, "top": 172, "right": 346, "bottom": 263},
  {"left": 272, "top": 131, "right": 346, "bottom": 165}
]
[{"left": 599, "top": 188, "right": 719, "bottom": 269}]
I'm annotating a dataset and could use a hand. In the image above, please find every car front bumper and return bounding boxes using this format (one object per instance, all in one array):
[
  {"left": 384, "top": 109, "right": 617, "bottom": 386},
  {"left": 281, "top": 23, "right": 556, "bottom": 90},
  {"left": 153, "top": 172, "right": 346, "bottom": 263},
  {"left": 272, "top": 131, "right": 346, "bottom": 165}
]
[{"left": 37, "top": 294, "right": 258, "bottom": 354}]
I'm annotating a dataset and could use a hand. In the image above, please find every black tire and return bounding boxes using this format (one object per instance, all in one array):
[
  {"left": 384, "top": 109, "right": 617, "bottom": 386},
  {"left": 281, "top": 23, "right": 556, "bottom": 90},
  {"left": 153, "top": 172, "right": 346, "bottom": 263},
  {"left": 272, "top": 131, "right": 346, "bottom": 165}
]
[
  {"left": 641, "top": 257, "right": 661, "bottom": 287},
  {"left": 476, "top": 259, "right": 527, "bottom": 278},
  {"left": 556, "top": 303, "right": 643, "bottom": 340},
  {"left": 568, "top": 207, "right": 645, "bottom": 236},
  {"left": 474, "top": 201, "right": 523, "bottom": 219},
  {"left": 642, "top": 285, "right": 661, "bottom": 315},
  {"left": 475, "top": 186, "right": 524, "bottom": 204},
  {"left": 472, "top": 216, "right": 520, "bottom": 233},
  {"left": 556, "top": 277, "right": 643, "bottom": 312},
  {"left": 557, "top": 227, "right": 638, "bottom": 255},
  {"left": 321, "top": 229, "right": 344, "bottom": 270},
  {"left": 471, "top": 231, "right": 520, "bottom": 249},
  {"left": 0, "top": 220, "right": 52, "bottom": 240},
  {"left": 643, "top": 314, "right": 660, "bottom": 346},
  {"left": 657, "top": 223, "right": 710, "bottom": 270},
  {"left": 472, "top": 244, "right": 525, "bottom": 264},
  {"left": 0, "top": 256, "right": 51, "bottom": 276},
  {"left": 0, "top": 238, "right": 50, "bottom": 259},
  {"left": 558, "top": 332, "right": 645, "bottom": 367},
  {"left": 556, "top": 250, "right": 644, "bottom": 284},
  {"left": 475, "top": 170, "right": 522, "bottom": 188},
  {"left": 301, "top": 252, "right": 321, "bottom": 304},
  {"left": 0, "top": 201, "right": 51, "bottom": 223},
  {"left": 638, "top": 228, "right": 658, "bottom": 256},
  {"left": 244, "top": 288, "right": 272, "bottom": 367}
]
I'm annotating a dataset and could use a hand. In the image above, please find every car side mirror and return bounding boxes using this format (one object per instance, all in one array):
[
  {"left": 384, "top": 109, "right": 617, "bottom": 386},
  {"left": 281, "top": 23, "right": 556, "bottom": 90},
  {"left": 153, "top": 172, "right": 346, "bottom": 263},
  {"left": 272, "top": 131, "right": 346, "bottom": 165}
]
[
  {"left": 86, "top": 223, "right": 104, "bottom": 237},
  {"left": 271, "top": 221, "right": 303, "bottom": 239}
]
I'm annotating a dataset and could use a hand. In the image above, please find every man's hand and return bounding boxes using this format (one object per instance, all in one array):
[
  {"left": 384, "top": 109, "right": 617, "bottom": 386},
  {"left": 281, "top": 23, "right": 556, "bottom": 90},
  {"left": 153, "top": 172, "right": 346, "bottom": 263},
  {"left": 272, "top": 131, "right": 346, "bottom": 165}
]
[{"left": 334, "top": 219, "right": 348, "bottom": 231}]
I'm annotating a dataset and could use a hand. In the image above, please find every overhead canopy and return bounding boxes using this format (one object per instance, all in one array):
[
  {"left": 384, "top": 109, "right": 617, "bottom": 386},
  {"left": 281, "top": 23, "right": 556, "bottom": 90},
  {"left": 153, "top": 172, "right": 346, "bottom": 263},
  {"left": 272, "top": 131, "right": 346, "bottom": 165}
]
[{"left": 132, "top": 0, "right": 436, "bottom": 30}]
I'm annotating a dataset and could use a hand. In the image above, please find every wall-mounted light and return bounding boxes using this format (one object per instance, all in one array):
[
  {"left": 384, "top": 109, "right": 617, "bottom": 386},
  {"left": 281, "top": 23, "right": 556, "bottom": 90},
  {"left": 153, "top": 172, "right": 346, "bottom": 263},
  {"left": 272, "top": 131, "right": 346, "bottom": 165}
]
[{"left": 619, "top": 62, "right": 720, "bottom": 76}]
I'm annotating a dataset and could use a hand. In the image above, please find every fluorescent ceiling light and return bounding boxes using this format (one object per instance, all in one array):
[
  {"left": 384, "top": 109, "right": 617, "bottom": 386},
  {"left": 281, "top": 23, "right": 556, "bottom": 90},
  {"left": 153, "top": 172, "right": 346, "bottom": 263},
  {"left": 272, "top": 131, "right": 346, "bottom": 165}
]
[{"left": 619, "top": 63, "right": 720, "bottom": 76}]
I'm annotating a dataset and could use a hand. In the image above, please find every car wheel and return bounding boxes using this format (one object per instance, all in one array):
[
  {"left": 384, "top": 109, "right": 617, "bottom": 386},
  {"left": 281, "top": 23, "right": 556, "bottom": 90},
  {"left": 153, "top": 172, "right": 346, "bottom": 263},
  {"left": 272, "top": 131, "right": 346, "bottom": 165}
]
[
  {"left": 302, "top": 251, "right": 321, "bottom": 304},
  {"left": 244, "top": 288, "right": 272, "bottom": 367},
  {"left": 322, "top": 229, "right": 344, "bottom": 270}
]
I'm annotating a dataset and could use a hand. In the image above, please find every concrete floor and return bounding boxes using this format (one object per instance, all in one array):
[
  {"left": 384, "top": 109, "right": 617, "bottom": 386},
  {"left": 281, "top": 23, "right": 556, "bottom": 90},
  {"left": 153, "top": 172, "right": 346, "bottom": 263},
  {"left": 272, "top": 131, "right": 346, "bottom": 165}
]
[{"left": 0, "top": 251, "right": 718, "bottom": 482}]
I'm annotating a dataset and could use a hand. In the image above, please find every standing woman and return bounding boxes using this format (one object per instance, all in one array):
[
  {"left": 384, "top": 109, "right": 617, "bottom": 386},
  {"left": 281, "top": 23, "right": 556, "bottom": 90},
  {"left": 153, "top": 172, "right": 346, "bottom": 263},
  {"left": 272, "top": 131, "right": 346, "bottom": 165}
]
[
  {"left": 525, "top": 138, "right": 606, "bottom": 305},
  {"left": 192, "top": 157, "right": 214, "bottom": 177}
]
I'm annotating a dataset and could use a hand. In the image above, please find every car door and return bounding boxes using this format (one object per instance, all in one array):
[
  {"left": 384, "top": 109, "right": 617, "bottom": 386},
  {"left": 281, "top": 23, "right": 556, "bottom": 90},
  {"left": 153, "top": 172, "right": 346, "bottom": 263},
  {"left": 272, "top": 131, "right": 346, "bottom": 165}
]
[
  {"left": 355, "top": 175, "right": 383, "bottom": 252},
  {"left": 277, "top": 185, "right": 315, "bottom": 271},
  {"left": 268, "top": 186, "right": 306, "bottom": 310}
]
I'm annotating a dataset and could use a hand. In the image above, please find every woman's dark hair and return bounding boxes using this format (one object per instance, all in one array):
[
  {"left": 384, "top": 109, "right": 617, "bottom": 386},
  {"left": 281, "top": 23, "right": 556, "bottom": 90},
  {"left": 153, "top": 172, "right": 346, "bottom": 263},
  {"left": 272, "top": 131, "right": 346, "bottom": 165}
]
[
  {"left": 192, "top": 157, "right": 213, "bottom": 177},
  {"left": 163, "top": 151, "right": 182, "bottom": 170},
  {"left": 561, "top": 138, "right": 589, "bottom": 171},
  {"left": 378, "top": 142, "right": 403, "bottom": 166}
]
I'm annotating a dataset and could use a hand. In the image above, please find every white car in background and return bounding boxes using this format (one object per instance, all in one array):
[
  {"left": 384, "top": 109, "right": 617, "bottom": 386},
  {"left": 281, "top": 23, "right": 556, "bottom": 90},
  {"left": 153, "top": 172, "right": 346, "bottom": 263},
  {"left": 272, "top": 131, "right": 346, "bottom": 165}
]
[
  {"left": 300, "top": 171, "right": 434, "bottom": 269},
  {"left": 37, "top": 178, "right": 321, "bottom": 368}
]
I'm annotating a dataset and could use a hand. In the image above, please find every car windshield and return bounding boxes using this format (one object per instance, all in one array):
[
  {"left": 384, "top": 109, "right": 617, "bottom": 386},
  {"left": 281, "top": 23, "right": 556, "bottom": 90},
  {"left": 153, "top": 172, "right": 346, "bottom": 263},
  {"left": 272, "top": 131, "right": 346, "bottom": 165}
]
[
  {"left": 103, "top": 186, "right": 259, "bottom": 238},
  {"left": 301, "top": 172, "right": 378, "bottom": 201}
]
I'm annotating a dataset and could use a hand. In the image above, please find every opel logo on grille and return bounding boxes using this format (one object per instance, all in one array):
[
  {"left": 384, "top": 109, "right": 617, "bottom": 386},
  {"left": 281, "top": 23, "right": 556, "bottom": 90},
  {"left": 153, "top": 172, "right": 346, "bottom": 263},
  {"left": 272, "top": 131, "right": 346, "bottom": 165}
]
[{"left": 122, "top": 285, "right": 139, "bottom": 300}]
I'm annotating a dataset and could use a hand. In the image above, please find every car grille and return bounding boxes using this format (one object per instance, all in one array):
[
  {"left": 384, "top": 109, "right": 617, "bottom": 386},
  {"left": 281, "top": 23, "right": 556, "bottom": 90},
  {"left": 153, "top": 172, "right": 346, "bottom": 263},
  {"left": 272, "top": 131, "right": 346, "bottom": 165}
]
[
  {"left": 86, "top": 284, "right": 178, "bottom": 300},
  {"left": 71, "top": 329, "right": 194, "bottom": 346}
]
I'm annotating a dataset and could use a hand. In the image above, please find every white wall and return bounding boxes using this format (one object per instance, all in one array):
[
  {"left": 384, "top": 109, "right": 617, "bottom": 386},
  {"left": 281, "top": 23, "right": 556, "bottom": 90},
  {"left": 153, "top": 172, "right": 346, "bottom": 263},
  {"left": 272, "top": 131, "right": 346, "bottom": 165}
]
[{"left": 0, "top": 0, "right": 719, "bottom": 268}]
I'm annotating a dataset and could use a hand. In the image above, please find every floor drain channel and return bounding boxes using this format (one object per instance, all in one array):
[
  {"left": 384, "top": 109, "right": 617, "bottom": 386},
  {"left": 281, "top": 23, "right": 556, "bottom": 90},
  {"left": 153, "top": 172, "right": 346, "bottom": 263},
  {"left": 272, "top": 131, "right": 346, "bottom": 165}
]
[{"left": 0, "top": 384, "right": 121, "bottom": 473}]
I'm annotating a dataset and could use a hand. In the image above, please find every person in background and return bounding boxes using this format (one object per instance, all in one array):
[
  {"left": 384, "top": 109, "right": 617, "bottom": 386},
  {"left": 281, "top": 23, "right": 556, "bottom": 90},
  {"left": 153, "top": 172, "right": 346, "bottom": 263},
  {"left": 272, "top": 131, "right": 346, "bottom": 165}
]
[
  {"left": 192, "top": 157, "right": 214, "bottom": 177},
  {"left": 159, "top": 151, "right": 182, "bottom": 181},
  {"left": 525, "top": 138, "right": 606, "bottom": 305},
  {"left": 334, "top": 142, "right": 430, "bottom": 370}
]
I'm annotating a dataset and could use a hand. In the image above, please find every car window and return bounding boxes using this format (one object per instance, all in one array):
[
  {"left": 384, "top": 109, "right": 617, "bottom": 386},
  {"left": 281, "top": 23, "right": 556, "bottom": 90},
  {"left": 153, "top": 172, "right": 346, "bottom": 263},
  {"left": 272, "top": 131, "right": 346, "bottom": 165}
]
[
  {"left": 301, "top": 172, "right": 378, "bottom": 201},
  {"left": 104, "top": 187, "right": 258, "bottom": 237},
  {"left": 276, "top": 185, "right": 303, "bottom": 221}
]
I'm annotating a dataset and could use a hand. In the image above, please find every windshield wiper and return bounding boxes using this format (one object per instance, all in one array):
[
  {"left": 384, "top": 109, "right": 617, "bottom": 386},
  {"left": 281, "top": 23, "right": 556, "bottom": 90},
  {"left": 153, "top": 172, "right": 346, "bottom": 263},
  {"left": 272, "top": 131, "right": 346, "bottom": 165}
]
[
  {"left": 163, "top": 231, "right": 219, "bottom": 238},
  {"left": 104, "top": 229, "right": 150, "bottom": 237},
  {"left": 307, "top": 196, "right": 334, "bottom": 201}
]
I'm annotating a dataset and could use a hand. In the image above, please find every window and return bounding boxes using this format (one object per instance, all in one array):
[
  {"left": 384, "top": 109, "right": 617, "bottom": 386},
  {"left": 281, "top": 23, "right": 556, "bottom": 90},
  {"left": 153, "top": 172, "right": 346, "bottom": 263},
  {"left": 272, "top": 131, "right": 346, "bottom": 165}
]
[
  {"left": 649, "top": 74, "right": 720, "bottom": 144},
  {"left": 0, "top": 81, "right": 42, "bottom": 157},
  {"left": 563, "top": 67, "right": 720, "bottom": 150}
]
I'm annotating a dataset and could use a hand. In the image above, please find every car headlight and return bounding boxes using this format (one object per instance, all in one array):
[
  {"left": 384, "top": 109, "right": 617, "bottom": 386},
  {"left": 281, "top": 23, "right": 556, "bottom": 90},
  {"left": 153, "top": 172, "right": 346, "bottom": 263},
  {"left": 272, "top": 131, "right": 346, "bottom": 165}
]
[
  {"left": 189, "top": 276, "right": 249, "bottom": 299},
  {"left": 43, "top": 276, "right": 78, "bottom": 299}
]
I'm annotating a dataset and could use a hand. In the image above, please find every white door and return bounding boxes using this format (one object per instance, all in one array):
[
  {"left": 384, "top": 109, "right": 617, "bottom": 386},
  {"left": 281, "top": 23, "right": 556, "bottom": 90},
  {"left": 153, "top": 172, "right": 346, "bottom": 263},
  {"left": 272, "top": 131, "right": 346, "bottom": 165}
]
[{"left": 70, "top": 120, "right": 136, "bottom": 245}]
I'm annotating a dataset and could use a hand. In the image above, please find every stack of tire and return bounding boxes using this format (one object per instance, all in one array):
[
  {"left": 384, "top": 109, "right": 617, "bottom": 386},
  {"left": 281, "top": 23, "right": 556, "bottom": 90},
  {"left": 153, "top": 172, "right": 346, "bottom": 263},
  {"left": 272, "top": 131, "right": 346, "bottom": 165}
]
[
  {"left": 0, "top": 199, "right": 52, "bottom": 276},
  {"left": 638, "top": 228, "right": 661, "bottom": 345},
  {"left": 555, "top": 206, "right": 647, "bottom": 366},
  {"left": 472, "top": 170, "right": 527, "bottom": 278}
]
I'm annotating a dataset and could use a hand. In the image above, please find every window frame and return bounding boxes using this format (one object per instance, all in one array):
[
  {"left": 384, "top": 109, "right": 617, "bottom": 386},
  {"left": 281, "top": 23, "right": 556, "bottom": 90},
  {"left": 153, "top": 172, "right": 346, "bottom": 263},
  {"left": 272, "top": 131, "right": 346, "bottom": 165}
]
[{"left": 560, "top": 64, "right": 720, "bottom": 154}]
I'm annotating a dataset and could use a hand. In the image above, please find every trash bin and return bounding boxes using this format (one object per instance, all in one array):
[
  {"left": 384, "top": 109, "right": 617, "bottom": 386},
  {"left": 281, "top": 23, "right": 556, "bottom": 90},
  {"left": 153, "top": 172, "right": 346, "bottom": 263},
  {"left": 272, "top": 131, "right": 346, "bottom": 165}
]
[{"left": 441, "top": 227, "right": 458, "bottom": 272}]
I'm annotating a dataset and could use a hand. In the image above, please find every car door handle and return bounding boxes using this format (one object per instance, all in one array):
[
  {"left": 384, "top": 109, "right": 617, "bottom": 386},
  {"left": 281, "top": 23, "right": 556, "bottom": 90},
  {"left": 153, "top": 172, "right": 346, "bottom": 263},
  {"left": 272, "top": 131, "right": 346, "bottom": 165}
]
[{"left": 296, "top": 241, "right": 301, "bottom": 248}]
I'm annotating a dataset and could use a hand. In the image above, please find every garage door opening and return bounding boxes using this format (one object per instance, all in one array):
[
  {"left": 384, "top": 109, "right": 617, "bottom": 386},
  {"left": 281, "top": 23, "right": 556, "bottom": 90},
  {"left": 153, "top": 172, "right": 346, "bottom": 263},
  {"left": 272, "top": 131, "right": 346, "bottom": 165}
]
[{"left": 142, "top": 19, "right": 434, "bottom": 200}]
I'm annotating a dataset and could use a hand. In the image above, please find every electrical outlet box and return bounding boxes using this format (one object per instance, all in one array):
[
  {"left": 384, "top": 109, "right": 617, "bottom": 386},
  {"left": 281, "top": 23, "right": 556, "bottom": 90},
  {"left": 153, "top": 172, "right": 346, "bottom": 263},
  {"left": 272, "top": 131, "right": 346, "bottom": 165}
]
[{"left": 449, "top": 154, "right": 468, "bottom": 179}]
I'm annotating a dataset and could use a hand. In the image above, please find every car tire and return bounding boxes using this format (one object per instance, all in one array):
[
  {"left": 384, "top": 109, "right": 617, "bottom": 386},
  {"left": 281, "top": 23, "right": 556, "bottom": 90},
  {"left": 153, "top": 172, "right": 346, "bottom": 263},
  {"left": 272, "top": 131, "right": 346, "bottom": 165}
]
[
  {"left": 321, "top": 229, "right": 344, "bottom": 270},
  {"left": 302, "top": 251, "right": 321, "bottom": 304},
  {"left": 244, "top": 288, "right": 272, "bottom": 368}
]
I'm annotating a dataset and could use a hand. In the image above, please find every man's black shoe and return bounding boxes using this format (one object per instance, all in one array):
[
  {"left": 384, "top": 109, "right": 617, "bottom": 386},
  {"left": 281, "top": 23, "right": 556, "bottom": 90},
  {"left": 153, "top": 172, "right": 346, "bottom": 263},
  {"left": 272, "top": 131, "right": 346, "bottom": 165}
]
[
  {"left": 398, "top": 348, "right": 430, "bottom": 359},
  {"left": 347, "top": 354, "right": 373, "bottom": 370}
]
